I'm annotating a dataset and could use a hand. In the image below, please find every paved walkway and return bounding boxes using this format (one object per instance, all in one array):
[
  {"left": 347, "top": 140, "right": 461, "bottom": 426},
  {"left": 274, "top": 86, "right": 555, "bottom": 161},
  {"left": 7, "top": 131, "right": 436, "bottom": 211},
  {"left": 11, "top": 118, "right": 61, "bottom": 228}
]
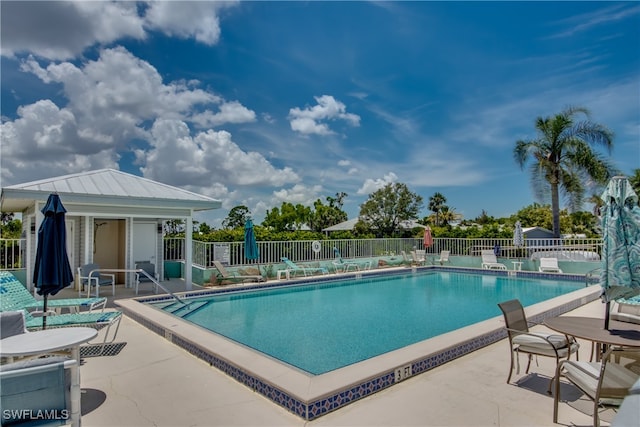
[{"left": 62, "top": 282, "right": 620, "bottom": 426}]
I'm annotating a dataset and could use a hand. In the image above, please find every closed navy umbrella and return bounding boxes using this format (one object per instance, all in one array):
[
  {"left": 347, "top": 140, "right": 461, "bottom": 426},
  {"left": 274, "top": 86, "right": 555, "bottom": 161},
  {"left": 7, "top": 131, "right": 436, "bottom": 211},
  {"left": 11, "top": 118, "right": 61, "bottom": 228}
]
[{"left": 33, "top": 194, "right": 74, "bottom": 329}]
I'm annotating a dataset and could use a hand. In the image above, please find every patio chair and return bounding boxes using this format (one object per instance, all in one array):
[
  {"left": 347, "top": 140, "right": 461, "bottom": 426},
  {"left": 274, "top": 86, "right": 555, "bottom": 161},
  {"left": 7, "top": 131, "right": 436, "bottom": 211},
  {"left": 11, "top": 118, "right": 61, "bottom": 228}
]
[
  {"left": 411, "top": 250, "right": 426, "bottom": 266},
  {"left": 212, "top": 260, "right": 265, "bottom": 284},
  {"left": 332, "top": 248, "right": 360, "bottom": 273},
  {"left": 77, "top": 263, "right": 115, "bottom": 297},
  {"left": 436, "top": 250, "right": 450, "bottom": 265},
  {"left": 554, "top": 346, "right": 640, "bottom": 426},
  {"left": 135, "top": 262, "right": 160, "bottom": 295},
  {"left": 497, "top": 299, "right": 579, "bottom": 393},
  {"left": 0, "top": 310, "right": 27, "bottom": 340},
  {"left": 1, "top": 357, "right": 80, "bottom": 427},
  {"left": 0, "top": 271, "right": 105, "bottom": 314},
  {"left": 481, "top": 250, "right": 507, "bottom": 270},
  {"left": 281, "top": 257, "right": 329, "bottom": 277},
  {"left": 538, "top": 257, "right": 562, "bottom": 273},
  {"left": 610, "top": 300, "right": 640, "bottom": 324}
]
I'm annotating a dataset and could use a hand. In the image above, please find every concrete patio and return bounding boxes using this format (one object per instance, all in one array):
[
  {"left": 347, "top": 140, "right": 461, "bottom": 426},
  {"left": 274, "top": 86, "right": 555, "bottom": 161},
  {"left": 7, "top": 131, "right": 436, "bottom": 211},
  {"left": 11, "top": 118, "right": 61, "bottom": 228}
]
[{"left": 58, "top": 280, "right": 623, "bottom": 426}]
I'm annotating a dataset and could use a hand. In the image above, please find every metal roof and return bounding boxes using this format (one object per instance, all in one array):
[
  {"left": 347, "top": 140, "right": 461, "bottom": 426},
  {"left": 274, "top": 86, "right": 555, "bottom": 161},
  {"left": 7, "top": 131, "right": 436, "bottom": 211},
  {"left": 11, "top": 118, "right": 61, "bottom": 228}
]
[
  {"left": 323, "top": 218, "right": 426, "bottom": 232},
  {"left": 1, "top": 169, "right": 221, "bottom": 213}
]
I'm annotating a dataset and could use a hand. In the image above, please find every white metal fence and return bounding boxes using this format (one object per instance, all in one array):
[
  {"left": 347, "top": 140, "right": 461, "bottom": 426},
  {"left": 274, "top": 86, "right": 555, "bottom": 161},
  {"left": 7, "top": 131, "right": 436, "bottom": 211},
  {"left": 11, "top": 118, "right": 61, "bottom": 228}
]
[
  {"left": 0, "top": 237, "right": 603, "bottom": 271},
  {"left": 163, "top": 237, "right": 603, "bottom": 268}
]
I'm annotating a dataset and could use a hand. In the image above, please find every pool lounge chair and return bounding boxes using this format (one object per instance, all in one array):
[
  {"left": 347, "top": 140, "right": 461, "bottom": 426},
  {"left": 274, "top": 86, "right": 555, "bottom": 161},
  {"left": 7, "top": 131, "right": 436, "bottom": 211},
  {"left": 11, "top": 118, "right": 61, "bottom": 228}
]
[
  {"left": 332, "top": 248, "right": 360, "bottom": 273},
  {"left": 212, "top": 260, "right": 265, "bottom": 284},
  {"left": 0, "top": 273, "right": 122, "bottom": 353},
  {"left": 436, "top": 250, "right": 450, "bottom": 265},
  {"left": 481, "top": 250, "right": 507, "bottom": 270},
  {"left": 538, "top": 257, "right": 563, "bottom": 273},
  {"left": 411, "top": 250, "right": 427, "bottom": 266},
  {"left": 281, "top": 257, "right": 329, "bottom": 277},
  {"left": 0, "top": 271, "right": 106, "bottom": 313}
]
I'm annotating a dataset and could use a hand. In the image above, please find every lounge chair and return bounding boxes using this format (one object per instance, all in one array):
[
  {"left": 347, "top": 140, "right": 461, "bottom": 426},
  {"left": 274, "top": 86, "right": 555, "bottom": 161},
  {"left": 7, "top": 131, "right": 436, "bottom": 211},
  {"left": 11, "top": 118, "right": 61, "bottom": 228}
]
[
  {"left": 411, "top": 250, "right": 426, "bottom": 266},
  {"left": 212, "top": 260, "right": 265, "bottom": 284},
  {"left": 538, "top": 257, "right": 562, "bottom": 273},
  {"left": 332, "top": 248, "right": 360, "bottom": 273},
  {"left": 554, "top": 346, "right": 640, "bottom": 426},
  {"left": 135, "top": 262, "right": 160, "bottom": 295},
  {"left": 0, "top": 271, "right": 106, "bottom": 313},
  {"left": 281, "top": 257, "right": 329, "bottom": 277},
  {"left": 436, "top": 250, "right": 450, "bottom": 265},
  {"left": 481, "top": 250, "right": 507, "bottom": 270},
  {"left": 77, "top": 263, "right": 115, "bottom": 297},
  {"left": 0, "top": 273, "right": 122, "bottom": 352},
  {"left": 498, "top": 299, "right": 579, "bottom": 393}
]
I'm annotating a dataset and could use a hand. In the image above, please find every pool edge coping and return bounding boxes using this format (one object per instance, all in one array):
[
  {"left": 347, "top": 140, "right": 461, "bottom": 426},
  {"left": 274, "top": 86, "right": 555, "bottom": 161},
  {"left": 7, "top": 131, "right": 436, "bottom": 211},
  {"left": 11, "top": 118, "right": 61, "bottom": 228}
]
[{"left": 116, "top": 269, "right": 601, "bottom": 420}]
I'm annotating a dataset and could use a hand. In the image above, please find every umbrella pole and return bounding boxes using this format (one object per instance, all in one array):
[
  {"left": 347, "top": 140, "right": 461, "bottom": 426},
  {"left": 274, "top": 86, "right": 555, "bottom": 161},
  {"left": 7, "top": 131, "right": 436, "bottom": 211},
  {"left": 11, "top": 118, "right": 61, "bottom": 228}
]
[
  {"left": 604, "top": 301, "right": 611, "bottom": 330},
  {"left": 42, "top": 295, "right": 48, "bottom": 330}
]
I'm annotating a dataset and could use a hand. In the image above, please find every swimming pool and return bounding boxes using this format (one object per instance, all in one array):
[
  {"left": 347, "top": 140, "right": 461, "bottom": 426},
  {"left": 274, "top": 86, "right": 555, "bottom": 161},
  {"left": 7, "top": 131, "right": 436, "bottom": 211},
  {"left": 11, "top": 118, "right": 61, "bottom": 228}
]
[
  {"left": 155, "top": 271, "right": 583, "bottom": 374},
  {"left": 119, "top": 267, "right": 600, "bottom": 420}
]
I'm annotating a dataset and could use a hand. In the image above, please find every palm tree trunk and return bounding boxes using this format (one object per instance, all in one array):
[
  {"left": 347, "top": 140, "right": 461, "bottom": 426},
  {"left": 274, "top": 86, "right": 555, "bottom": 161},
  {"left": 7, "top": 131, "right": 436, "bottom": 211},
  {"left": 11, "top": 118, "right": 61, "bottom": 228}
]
[{"left": 550, "top": 182, "right": 561, "bottom": 238}]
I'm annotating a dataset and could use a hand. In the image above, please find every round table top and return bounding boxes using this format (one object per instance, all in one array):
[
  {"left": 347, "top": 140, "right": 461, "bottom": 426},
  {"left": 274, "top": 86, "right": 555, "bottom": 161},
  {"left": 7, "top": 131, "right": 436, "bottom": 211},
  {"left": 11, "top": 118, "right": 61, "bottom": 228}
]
[
  {"left": 0, "top": 327, "right": 98, "bottom": 357},
  {"left": 544, "top": 316, "right": 640, "bottom": 347}
]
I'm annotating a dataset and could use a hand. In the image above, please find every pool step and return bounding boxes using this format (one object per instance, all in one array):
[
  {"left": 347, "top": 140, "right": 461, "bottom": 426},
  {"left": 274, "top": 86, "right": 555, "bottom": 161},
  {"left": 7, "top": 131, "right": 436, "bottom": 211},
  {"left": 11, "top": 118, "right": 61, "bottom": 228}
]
[{"left": 167, "top": 300, "right": 212, "bottom": 317}]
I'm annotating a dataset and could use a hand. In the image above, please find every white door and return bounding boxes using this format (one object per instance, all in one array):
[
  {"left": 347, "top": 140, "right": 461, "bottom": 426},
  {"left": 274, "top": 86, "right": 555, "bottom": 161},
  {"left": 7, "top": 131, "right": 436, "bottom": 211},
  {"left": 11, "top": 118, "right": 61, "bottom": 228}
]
[
  {"left": 65, "top": 220, "right": 74, "bottom": 270},
  {"left": 132, "top": 222, "right": 157, "bottom": 265}
]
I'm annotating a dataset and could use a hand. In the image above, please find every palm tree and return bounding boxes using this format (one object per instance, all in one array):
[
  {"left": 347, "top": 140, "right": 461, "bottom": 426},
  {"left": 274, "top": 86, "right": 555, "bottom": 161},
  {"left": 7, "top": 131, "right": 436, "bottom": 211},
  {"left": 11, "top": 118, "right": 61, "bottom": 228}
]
[
  {"left": 428, "top": 192, "right": 447, "bottom": 226},
  {"left": 514, "top": 106, "right": 615, "bottom": 237}
]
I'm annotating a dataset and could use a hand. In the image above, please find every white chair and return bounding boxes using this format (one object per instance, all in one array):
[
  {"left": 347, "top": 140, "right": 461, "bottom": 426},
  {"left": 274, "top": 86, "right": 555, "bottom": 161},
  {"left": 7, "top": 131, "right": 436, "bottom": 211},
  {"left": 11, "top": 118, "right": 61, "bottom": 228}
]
[
  {"left": 538, "top": 257, "right": 562, "bottom": 273},
  {"left": 436, "top": 250, "right": 450, "bottom": 265},
  {"left": 77, "top": 263, "right": 115, "bottom": 297},
  {"left": 411, "top": 250, "right": 426, "bottom": 266},
  {"left": 481, "top": 250, "right": 507, "bottom": 270}
]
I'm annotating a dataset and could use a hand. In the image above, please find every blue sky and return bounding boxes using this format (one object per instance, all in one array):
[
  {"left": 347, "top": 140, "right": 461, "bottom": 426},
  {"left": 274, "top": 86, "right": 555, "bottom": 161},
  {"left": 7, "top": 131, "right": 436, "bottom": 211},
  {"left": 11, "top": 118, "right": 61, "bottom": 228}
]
[{"left": 1, "top": 1, "right": 639, "bottom": 227}]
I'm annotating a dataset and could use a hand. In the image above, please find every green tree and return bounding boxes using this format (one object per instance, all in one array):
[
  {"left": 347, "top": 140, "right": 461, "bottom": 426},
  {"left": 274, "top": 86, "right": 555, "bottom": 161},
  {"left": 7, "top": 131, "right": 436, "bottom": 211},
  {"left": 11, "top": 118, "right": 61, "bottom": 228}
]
[
  {"left": 309, "top": 192, "right": 348, "bottom": 232},
  {"left": 263, "top": 202, "right": 311, "bottom": 231},
  {"left": 428, "top": 192, "right": 447, "bottom": 226},
  {"left": 222, "top": 205, "right": 251, "bottom": 229},
  {"left": 514, "top": 106, "right": 615, "bottom": 237},
  {"left": 358, "top": 183, "right": 423, "bottom": 237}
]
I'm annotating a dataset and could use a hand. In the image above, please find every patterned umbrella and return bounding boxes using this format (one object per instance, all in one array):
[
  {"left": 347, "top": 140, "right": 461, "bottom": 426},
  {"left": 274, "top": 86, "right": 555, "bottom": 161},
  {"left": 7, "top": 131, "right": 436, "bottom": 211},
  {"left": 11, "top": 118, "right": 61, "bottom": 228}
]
[
  {"left": 423, "top": 226, "right": 433, "bottom": 249},
  {"left": 599, "top": 176, "right": 640, "bottom": 329},
  {"left": 244, "top": 219, "right": 259, "bottom": 261},
  {"left": 33, "top": 194, "right": 74, "bottom": 329},
  {"left": 513, "top": 221, "right": 524, "bottom": 248}
]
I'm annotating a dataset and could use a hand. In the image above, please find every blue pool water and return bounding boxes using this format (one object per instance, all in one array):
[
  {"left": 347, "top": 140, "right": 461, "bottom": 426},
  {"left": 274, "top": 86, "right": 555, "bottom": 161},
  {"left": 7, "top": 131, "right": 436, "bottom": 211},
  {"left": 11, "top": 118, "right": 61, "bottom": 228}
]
[{"left": 154, "top": 271, "right": 583, "bottom": 374}]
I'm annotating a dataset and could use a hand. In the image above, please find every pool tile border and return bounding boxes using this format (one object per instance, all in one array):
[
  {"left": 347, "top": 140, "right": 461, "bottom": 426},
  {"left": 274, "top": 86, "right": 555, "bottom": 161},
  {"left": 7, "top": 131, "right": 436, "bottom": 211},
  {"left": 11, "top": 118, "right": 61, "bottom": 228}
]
[{"left": 119, "top": 267, "right": 599, "bottom": 420}]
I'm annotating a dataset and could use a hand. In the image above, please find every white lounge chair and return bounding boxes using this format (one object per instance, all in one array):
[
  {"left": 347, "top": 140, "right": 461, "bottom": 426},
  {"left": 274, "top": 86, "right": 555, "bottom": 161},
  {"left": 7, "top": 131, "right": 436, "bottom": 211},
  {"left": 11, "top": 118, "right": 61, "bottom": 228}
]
[
  {"left": 481, "top": 250, "right": 507, "bottom": 270},
  {"left": 538, "top": 257, "right": 562, "bottom": 273},
  {"left": 212, "top": 260, "right": 265, "bottom": 284},
  {"left": 411, "top": 250, "right": 426, "bottom": 266},
  {"left": 436, "top": 250, "right": 450, "bottom": 265}
]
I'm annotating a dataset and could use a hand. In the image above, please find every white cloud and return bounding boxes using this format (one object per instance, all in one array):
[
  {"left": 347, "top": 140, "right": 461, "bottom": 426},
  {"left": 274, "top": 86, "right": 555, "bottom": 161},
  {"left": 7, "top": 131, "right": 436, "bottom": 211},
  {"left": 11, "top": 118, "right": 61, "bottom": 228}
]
[
  {"left": 144, "top": 1, "right": 238, "bottom": 45},
  {"left": 272, "top": 184, "right": 324, "bottom": 205},
  {"left": 1, "top": 1, "right": 240, "bottom": 60},
  {"left": 139, "top": 118, "right": 300, "bottom": 191},
  {"left": 288, "top": 95, "right": 360, "bottom": 135},
  {"left": 191, "top": 101, "right": 257, "bottom": 128},
  {"left": 357, "top": 172, "right": 399, "bottom": 195}
]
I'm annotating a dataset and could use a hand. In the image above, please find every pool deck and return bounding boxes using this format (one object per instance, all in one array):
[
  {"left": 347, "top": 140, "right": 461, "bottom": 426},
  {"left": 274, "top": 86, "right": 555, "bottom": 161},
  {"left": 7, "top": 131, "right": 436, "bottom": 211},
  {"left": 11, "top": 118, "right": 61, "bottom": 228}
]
[{"left": 55, "top": 274, "right": 621, "bottom": 426}]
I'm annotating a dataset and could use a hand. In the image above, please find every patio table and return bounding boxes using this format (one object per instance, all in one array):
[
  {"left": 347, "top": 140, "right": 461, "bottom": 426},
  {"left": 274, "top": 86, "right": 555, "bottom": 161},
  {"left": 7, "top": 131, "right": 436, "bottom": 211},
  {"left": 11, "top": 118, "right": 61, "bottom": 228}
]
[
  {"left": 0, "top": 327, "right": 98, "bottom": 427},
  {"left": 544, "top": 316, "right": 640, "bottom": 360}
]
